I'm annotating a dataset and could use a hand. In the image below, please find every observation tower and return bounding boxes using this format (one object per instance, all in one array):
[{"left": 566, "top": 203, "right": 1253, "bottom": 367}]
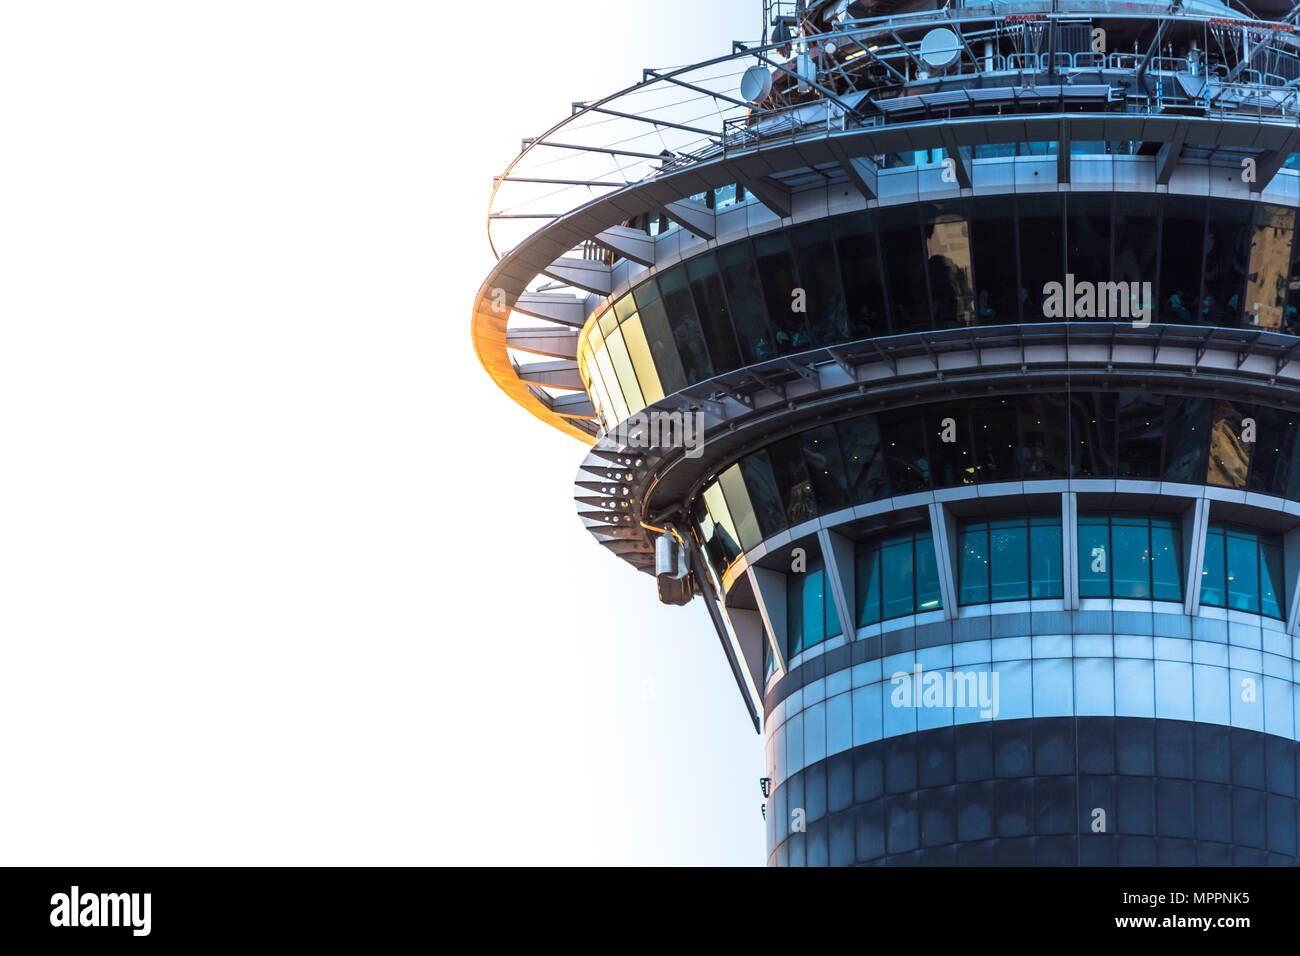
[{"left": 474, "top": 0, "right": 1300, "bottom": 865}]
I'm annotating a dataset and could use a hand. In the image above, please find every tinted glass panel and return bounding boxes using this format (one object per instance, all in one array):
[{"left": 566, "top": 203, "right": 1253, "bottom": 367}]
[
  {"left": 1201, "top": 203, "right": 1250, "bottom": 327},
  {"left": 655, "top": 266, "right": 713, "bottom": 383},
  {"left": 793, "top": 220, "right": 849, "bottom": 346},
  {"left": 1159, "top": 197, "right": 1203, "bottom": 324},
  {"left": 835, "top": 214, "right": 887, "bottom": 337},
  {"left": 877, "top": 206, "right": 929, "bottom": 333},
  {"left": 685, "top": 254, "right": 741, "bottom": 374},
  {"left": 753, "top": 231, "right": 809, "bottom": 353},
  {"left": 923, "top": 203, "right": 975, "bottom": 327},
  {"left": 1116, "top": 391, "right": 1164, "bottom": 479},
  {"left": 1017, "top": 194, "right": 1064, "bottom": 321},
  {"left": 634, "top": 281, "right": 687, "bottom": 395},
  {"left": 969, "top": 198, "right": 1019, "bottom": 324},
  {"left": 836, "top": 416, "right": 889, "bottom": 505},
  {"left": 716, "top": 242, "right": 777, "bottom": 364}
]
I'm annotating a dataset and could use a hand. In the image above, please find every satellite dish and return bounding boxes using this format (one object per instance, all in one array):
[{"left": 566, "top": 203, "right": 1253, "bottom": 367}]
[
  {"left": 920, "top": 27, "right": 961, "bottom": 72},
  {"left": 741, "top": 64, "right": 773, "bottom": 104}
]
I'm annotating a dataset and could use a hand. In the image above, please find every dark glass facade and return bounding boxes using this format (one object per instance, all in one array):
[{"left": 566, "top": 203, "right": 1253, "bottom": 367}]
[
  {"left": 692, "top": 392, "right": 1300, "bottom": 572},
  {"left": 579, "top": 194, "right": 1300, "bottom": 429},
  {"left": 767, "top": 718, "right": 1300, "bottom": 866}
]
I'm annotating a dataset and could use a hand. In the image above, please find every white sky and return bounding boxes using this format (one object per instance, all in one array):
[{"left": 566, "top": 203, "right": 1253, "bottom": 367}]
[{"left": 0, "top": 0, "right": 764, "bottom": 864}]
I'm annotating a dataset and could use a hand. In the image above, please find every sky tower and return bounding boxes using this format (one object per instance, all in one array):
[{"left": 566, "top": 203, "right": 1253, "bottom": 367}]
[{"left": 474, "top": 0, "right": 1300, "bottom": 866}]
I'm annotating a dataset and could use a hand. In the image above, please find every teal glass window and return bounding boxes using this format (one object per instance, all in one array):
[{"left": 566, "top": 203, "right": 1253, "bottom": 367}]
[
  {"left": 855, "top": 531, "right": 941, "bottom": 626},
  {"left": 1201, "top": 524, "right": 1285, "bottom": 619},
  {"left": 958, "top": 516, "right": 1063, "bottom": 605},
  {"left": 786, "top": 555, "right": 841, "bottom": 658},
  {"left": 1080, "top": 514, "right": 1183, "bottom": 601}
]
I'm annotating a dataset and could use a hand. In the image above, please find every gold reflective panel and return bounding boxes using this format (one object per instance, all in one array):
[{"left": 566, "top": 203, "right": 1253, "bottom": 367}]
[
  {"left": 593, "top": 340, "right": 628, "bottom": 424},
  {"left": 598, "top": 306, "right": 619, "bottom": 338},
  {"left": 605, "top": 327, "right": 645, "bottom": 415},
  {"left": 926, "top": 213, "right": 975, "bottom": 326},
  {"left": 613, "top": 294, "right": 638, "bottom": 323},
  {"left": 702, "top": 482, "right": 742, "bottom": 566},
  {"left": 619, "top": 313, "right": 664, "bottom": 405},
  {"left": 1207, "top": 399, "right": 1252, "bottom": 489},
  {"left": 1245, "top": 205, "right": 1294, "bottom": 330},
  {"left": 718, "top": 463, "right": 761, "bottom": 553}
]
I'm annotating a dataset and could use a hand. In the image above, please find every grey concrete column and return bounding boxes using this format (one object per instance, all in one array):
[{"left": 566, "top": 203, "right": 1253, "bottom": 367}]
[
  {"left": 927, "top": 502, "right": 959, "bottom": 619},
  {"left": 747, "top": 565, "right": 790, "bottom": 675},
  {"left": 1283, "top": 526, "right": 1300, "bottom": 636},
  {"left": 724, "top": 607, "right": 769, "bottom": 703},
  {"left": 817, "top": 528, "right": 856, "bottom": 641},
  {"left": 1183, "top": 498, "right": 1210, "bottom": 617},
  {"left": 1062, "top": 492, "right": 1079, "bottom": 610}
]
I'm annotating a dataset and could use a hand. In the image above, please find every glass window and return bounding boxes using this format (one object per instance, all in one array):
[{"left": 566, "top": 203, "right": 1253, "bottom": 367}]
[
  {"left": 1017, "top": 194, "right": 1064, "bottom": 322},
  {"left": 1244, "top": 205, "right": 1294, "bottom": 330},
  {"left": 970, "top": 197, "right": 1019, "bottom": 325},
  {"left": 877, "top": 205, "right": 930, "bottom": 333},
  {"left": 685, "top": 253, "right": 742, "bottom": 375},
  {"left": 592, "top": 337, "right": 628, "bottom": 423},
  {"left": 1201, "top": 524, "right": 1284, "bottom": 619},
  {"left": 1116, "top": 391, "right": 1164, "bottom": 479},
  {"left": 834, "top": 213, "right": 887, "bottom": 337},
  {"left": 1112, "top": 516, "right": 1152, "bottom": 599},
  {"left": 989, "top": 518, "right": 1029, "bottom": 601},
  {"left": 753, "top": 231, "right": 810, "bottom": 353},
  {"left": 737, "top": 450, "right": 787, "bottom": 540},
  {"left": 786, "top": 554, "right": 840, "bottom": 657},
  {"left": 1113, "top": 194, "right": 1160, "bottom": 320},
  {"left": 1163, "top": 397, "right": 1211, "bottom": 484},
  {"left": 880, "top": 536, "right": 915, "bottom": 620},
  {"left": 1200, "top": 525, "right": 1226, "bottom": 607},
  {"left": 856, "top": 538, "right": 882, "bottom": 627},
  {"left": 1066, "top": 193, "right": 1112, "bottom": 301},
  {"left": 1201, "top": 203, "right": 1250, "bottom": 327},
  {"left": 1070, "top": 392, "right": 1117, "bottom": 477},
  {"left": 633, "top": 280, "right": 687, "bottom": 396},
  {"left": 1245, "top": 405, "right": 1300, "bottom": 500},
  {"left": 835, "top": 416, "right": 889, "bottom": 505},
  {"left": 1019, "top": 393, "right": 1068, "bottom": 479},
  {"left": 923, "top": 203, "right": 975, "bottom": 327},
  {"left": 958, "top": 515, "right": 1063, "bottom": 605},
  {"left": 801, "top": 425, "right": 850, "bottom": 515},
  {"left": 1159, "top": 197, "right": 1204, "bottom": 324},
  {"left": 1225, "top": 528, "right": 1260, "bottom": 612},
  {"left": 792, "top": 220, "right": 849, "bottom": 346},
  {"left": 1207, "top": 399, "right": 1253, "bottom": 490},
  {"left": 702, "top": 482, "right": 742, "bottom": 566},
  {"left": 718, "top": 462, "right": 761, "bottom": 553},
  {"left": 877, "top": 407, "right": 931, "bottom": 494},
  {"left": 855, "top": 530, "right": 940, "bottom": 625},
  {"left": 620, "top": 314, "right": 664, "bottom": 405},
  {"left": 958, "top": 522, "right": 990, "bottom": 605},
  {"left": 604, "top": 327, "right": 644, "bottom": 415},
  {"left": 767, "top": 435, "right": 818, "bottom": 526},
  {"left": 716, "top": 242, "right": 777, "bottom": 364},
  {"left": 969, "top": 397, "right": 1018, "bottom": 483},
  {"left": 656, "top": 266, "right": 714, "bottom": 383},
  {"left": 1150, "top": 518, "right": 1183, "bottom": 602},
  {"left": 612, "top": 294, "right": 637, "bottom": 322},
  {"left": 925, "top": 403, "right": 975, "bottom": 489},
  {"left": 1077, "top": 515, "right": 1110, "bottom": 598},
  {"left": 1029, "top": 516, "right": 1063, "bottom": 598},
  {"left": 1078, "top": 514, "right": 1183, "bottom": 601}
]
